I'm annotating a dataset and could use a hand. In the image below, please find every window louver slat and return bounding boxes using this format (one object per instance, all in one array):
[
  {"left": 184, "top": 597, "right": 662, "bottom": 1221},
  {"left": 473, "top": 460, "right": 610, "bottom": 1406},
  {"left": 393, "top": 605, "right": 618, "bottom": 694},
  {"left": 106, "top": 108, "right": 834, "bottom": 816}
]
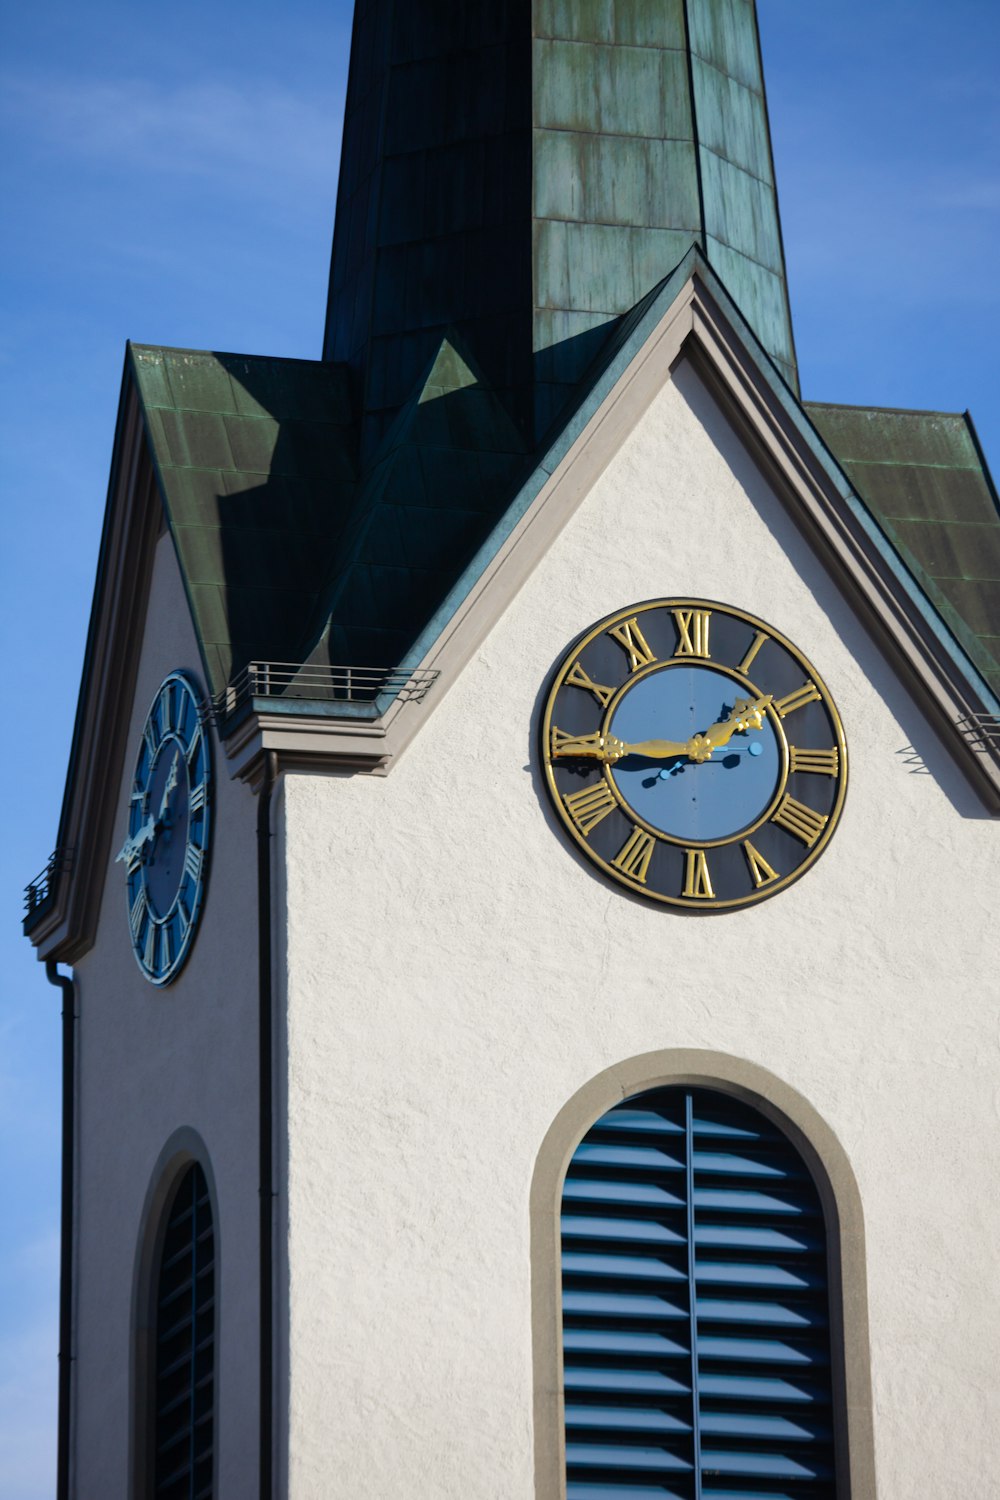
[
  {"left": 154, "top": 1163, "right": 214, "bottom": 1500},
  {"left": 562, "top": 1089, "right": 836, "bottom": 1500}
]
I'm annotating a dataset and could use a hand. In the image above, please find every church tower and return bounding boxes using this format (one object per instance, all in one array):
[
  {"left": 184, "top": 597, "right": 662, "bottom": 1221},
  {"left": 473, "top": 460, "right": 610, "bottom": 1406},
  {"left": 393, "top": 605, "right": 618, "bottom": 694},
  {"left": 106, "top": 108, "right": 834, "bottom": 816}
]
[
  {"left": 324, "top": 0, "right": 798, "bottom": 458},
  {"left": 25, "top": 4, "right": 1000, "bottom": 1498}
]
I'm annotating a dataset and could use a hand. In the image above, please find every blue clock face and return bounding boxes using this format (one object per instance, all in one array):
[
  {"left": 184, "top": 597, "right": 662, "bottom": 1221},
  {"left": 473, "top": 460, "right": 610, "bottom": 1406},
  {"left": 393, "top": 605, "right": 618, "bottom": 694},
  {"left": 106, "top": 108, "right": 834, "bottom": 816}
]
[
  {"left": 542, "top": 600, "right": 848, "bottom": 910},
  {"left": 117, "top": 672, "right": 211, "bottom": 983},
  {"left": 608, "top": 664, "right": 783, "bottom": 842}
]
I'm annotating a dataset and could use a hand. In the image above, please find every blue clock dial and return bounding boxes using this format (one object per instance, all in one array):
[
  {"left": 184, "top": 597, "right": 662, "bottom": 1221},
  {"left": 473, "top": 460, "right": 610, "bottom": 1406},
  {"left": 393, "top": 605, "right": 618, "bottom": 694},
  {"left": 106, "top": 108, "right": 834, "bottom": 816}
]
[
  {"left": 608, "top": 664, "right": 783, "bottom": 842},
  {"left": 117, "top": 671, "right": 211, "bottom": 983},
  {"left": 542, "top": 600, "right": 847, "bottom": 911}
]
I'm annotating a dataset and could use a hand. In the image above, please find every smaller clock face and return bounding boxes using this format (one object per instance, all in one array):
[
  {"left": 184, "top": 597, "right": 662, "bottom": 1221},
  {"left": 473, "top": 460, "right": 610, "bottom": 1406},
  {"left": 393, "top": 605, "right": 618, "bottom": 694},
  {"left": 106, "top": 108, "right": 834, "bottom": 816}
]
[
  {"left": 117, "top": 672, "right": 211, "bottom": 983},
  {"left": 541, "top": 600, "right": 847, "bottom": 910}
]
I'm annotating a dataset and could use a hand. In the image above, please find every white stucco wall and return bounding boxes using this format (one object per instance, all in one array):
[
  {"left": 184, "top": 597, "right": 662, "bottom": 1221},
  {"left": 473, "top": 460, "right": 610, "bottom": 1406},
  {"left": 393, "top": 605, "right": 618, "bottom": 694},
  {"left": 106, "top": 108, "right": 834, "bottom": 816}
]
[
  {"left": 281, "top": 359, "right": 999, "bottom": 1498},
  {"left": 71, "top": 529, "right": 261, "bottom": 1498}
]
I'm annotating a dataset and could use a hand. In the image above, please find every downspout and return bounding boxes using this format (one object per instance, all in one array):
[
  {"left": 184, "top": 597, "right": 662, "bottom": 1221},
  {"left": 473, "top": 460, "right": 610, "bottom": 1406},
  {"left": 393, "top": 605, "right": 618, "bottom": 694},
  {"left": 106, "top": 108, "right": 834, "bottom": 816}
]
[
  {"left": 46, "top": 959, "right": 75, "bottom": 1500},
  {"left": 257, "top": 752, "right": 277, "bottom": 1500}
]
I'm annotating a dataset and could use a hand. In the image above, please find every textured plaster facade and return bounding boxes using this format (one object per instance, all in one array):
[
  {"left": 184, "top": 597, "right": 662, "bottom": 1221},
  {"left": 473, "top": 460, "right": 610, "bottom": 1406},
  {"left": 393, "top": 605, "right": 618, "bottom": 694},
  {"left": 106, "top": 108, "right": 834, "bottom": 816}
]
[
  {"left": 281, "top": 358, "right": 999, "bottom": 1497},
  {"left": 70, "top": 530, "right": 260, "bottom": 1498}
]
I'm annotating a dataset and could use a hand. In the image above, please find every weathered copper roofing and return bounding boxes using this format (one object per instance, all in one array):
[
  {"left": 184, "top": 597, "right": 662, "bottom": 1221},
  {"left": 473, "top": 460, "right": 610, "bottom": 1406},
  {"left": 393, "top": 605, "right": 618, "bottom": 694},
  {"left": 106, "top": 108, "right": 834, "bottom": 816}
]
[
  {"left": 324, "top": 0, "right": 797, "bottom": 462},
  {"left": 130, "top": 345, "right": 358, "bottom": 696},
  {"left": 807, "top": 403, "right": 1000, "bottom": 697}
]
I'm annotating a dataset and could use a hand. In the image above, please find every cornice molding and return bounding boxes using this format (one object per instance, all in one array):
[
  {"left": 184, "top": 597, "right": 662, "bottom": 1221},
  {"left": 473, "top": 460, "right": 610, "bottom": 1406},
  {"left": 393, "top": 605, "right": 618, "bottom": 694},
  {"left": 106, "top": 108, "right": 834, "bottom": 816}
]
[{"left": 30, "top": 380, "right": 163, "bottom": 961}]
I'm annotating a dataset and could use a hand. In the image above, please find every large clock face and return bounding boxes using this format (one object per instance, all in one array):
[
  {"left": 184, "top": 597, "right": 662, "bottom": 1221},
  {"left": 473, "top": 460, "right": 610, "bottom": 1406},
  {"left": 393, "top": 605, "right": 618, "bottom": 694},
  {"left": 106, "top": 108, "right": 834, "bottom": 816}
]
[
  {"left": 116, "top": 671, "right": 211, "bottom": 982},
  {"left": 541, "top": 600, "right": 847, "bottom": 910}
]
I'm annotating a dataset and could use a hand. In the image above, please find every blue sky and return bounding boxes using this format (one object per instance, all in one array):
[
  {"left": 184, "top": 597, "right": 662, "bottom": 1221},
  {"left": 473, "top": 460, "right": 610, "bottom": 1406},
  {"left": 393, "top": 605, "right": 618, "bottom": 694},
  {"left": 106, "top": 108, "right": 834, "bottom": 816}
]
[{"left": 1, "top": 2, "right": 997, "bottom": 1491}]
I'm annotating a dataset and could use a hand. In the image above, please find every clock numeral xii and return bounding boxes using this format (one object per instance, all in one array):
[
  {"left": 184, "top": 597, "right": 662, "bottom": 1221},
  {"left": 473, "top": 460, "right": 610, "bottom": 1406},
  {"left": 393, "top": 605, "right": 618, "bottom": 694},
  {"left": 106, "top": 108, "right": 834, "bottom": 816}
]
[{"left": 672, "top": 609, "right": 711, "bottom": 659}]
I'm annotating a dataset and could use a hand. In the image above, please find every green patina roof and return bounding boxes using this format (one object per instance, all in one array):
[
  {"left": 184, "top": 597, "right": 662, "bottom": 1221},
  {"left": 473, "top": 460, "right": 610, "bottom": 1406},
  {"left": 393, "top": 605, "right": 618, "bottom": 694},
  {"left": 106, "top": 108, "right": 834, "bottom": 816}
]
[
  {"left": 300, "top": 332, "right": 527, "bottom": 669},
  {"left": 325, "top": 0, "right": 797, "bottom": 462},
  {"left": 128, "top": 260, "right": 999, "bottom": 727},
  {"left": 130, "top": 344, "right": 358, "bottom": 696},
  {"left": 807, "top": 403, "right": 1000, "bottom": 697}
]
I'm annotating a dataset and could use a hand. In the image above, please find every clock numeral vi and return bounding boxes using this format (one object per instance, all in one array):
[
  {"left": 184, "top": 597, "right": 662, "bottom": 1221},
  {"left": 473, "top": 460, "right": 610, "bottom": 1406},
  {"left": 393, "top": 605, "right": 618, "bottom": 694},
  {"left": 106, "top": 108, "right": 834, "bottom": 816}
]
[
  {"left": 743, "top": 841, "right": 779, "bottom": 888},
  {"left": 789, "top": 746, "right": 839, "bottom": 776},
  {"left": 563, "top": 781, "right": 617, "bottom": 836},
  {"left": 773, "top": 794, "right": 828, "bottom": 848},
  {"left": 672, "top": 608, "right": 711, "bottom": 659},
  {"left": 682, "top": 849, "right": 714, "bottom": 900},
  {"left": 612, "top": 827, "right": 656, "bottom": 884},
  {"left": 160, "top": 922, "right": 172, "bottom": 972},
  {"left": 774, "top": 681, "right": 822, "bottom": 718},
  {"left": 607, "top": 618, "right": 657, "bottom": 673},
  {"left": 565, "top": 659, "right": 615, "bottom": 708}
]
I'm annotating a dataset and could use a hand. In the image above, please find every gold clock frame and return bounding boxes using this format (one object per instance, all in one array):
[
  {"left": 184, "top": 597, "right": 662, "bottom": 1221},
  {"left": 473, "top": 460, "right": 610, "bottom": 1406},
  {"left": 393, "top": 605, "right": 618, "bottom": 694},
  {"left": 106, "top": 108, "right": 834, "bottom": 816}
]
[{"left": 541, "top": 598, "right": 848, "bottom": 911}]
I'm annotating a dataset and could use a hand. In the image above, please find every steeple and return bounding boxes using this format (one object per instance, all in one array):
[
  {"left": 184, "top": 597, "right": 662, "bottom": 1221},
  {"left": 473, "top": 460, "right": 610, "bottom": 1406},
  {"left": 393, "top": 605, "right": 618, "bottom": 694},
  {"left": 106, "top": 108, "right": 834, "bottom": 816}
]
[{"left": 324, "top": 0, "right": 797, "bottom": 461}]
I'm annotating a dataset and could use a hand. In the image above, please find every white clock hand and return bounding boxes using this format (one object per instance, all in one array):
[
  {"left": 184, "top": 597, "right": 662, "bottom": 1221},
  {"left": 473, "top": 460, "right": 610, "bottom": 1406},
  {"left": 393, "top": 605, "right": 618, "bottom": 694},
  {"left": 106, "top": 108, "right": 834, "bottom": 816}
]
[
  {"left": 158, "top": 750, "right": 181, "bottom": 823},
  {"left": 115, "top": 815, "right": 157, "bottom": 872}
]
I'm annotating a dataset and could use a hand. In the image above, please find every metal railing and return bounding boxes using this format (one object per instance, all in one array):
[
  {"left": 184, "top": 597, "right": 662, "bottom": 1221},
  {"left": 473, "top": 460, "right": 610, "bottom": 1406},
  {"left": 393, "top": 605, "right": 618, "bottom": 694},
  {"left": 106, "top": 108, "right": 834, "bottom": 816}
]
[
  {"left": 24, "top": 848, "right": 73, "bottom": 920},
  {"left": 213, "top": 661, "right": 439, "bottom": 720},
  {"left": 956, "top": 713, "right": 1000, "bottom": 751}
]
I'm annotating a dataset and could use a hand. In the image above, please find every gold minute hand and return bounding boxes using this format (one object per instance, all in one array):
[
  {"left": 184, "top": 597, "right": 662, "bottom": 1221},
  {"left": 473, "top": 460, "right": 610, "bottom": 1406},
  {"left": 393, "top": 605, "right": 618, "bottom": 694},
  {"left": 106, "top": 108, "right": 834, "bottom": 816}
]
[
  {"left": 550, "top": 696, "right": 772, "bottom": 766},
  {"left": 686, "top": 694, "right": 774, "bottom": 763}
]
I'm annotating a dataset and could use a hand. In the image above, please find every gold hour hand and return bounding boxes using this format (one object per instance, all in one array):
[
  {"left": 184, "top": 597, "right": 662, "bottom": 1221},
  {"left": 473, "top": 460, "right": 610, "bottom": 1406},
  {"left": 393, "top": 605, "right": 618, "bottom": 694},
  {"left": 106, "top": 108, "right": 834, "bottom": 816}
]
[
  {"left": 614, "top": 736, "right": 692, "bottom": 762},
  {"left": 551, "top": 727, "right": 687, "bottom": 764}
]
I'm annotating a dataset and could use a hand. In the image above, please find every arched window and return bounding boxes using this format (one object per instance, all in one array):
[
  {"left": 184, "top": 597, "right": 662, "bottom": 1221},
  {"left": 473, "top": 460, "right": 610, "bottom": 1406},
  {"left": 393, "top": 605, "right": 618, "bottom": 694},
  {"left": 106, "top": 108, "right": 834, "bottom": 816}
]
[
  {"left": 152, "top": 1161, "right": 215, "bottom": 1500},
  {"left": 561, "top": 1086, "right": 836, "bottom": 1498}
]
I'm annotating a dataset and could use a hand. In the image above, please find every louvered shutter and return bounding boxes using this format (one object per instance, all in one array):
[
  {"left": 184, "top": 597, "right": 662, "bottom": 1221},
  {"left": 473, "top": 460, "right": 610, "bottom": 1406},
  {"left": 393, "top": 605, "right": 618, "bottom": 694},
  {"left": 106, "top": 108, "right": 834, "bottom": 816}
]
[
  {"left": 154, "top": 1163, "right": 215, "bottom": 1500},
  {"left": 562, "top": 1087, "right": 835, "bottom": 1499}
]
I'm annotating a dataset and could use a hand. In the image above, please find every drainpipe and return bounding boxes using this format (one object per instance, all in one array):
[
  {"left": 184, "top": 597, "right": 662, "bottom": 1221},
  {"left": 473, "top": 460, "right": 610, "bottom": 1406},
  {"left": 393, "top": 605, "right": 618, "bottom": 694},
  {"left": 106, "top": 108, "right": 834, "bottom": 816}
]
[
  {"left": 257, "top": 752, "right": 277, "bottom": 1500},
  {"left": 46, "top": 959, "right": 75, "bottom": 1500}
]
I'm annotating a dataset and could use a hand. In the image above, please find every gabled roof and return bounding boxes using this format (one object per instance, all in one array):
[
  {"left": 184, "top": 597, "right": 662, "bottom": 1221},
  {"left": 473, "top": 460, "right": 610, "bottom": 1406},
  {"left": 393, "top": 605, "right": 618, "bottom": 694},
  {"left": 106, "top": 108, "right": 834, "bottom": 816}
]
[
  {"left": 25, "top": 250, "right": 1000, "bottom": 959},
  {"left": 131, "top": 344, "right": 358, "bottom": 696},
  {"left": 300, "top": 333, "right": 527, "bottom": 670},
  {"left": 807, "top": 403, "right": 1000, "bottom": 699}
]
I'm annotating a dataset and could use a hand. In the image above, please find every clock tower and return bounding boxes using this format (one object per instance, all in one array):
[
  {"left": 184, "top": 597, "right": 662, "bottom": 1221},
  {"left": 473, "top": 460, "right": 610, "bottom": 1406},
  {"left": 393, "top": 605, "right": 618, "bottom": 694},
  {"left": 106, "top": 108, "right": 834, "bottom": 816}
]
[{"left": 24, "top": 4, "right": 1000, "bottom": 1498}]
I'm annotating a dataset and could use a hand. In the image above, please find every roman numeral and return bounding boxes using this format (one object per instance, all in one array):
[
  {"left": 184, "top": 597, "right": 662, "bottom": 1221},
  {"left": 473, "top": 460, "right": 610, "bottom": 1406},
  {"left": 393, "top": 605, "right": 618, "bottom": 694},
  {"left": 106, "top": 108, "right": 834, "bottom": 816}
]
[
  {"left": 738, "top": 630, "right": 768, "bottom": 676},
  {"left": 774, "top": 681, "right": 822, "bottom": 718},
  {"left": 177, "top": 897, "right": 191, "bottom": 933},
  {"left": 743, "top": 841, "right": 779, "bottom": 888},
  {"left": 160, "top": 922, "right": 172, "bottom": 972},
  {"left": 188, "top": 781, "right": 207, "bottom": 814},
  {"left": 551, "top": 727, "right": 609, "bottom": 760},
  {"left": 773, "top": 794, "right": 828, "bottom": 848},
  {"left": 607, "top": 618, "right": 657, "bottom": 673},
  {"left": 159, "top": 684, "right": 173, "bottom": 735},
  {"left": 143, "top": 721, "right": 159, "bottom": 762},
  {"left": 563, "top": 781, "right": 617, "bottom": 836},
  {"left": 789, "top": 746, "right": 839, "bottom": 776},
  {"left": 565, "top": 658, "right": 615, "bottom": 708},
  {"left": 184, "top": 844, "right": 204, "bottom": 884},
  {"left": 144, "top": 920, "right": 157, "bottom": 973},
  {"left": 130, "top": 889, "right": 146, "bottom": 940},
  {"left": 672, "top": 608, "right": 711, "bottom": 659},
  {"left": 682, "top": 849, "right": 714, "bottom": 900},
  {"left": 185, "top": 722, "right": 203, "bottom": 767},
  {"left": 612, "top": 827, "right": 656, "bottom": 884}
]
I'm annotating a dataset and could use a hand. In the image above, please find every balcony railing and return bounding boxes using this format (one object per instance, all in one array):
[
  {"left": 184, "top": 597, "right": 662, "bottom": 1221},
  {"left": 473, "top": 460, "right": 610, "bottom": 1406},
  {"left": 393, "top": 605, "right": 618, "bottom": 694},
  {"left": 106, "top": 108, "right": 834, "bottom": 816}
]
[
  {"left": 212, "top": 661, "right": 439, "bottom": 722},
  {"left": 956, "top": 713, "right": 1000, "bottom": 751},
  {"left": 23, "top": 848, "right": 73, "bottom": 927}
]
